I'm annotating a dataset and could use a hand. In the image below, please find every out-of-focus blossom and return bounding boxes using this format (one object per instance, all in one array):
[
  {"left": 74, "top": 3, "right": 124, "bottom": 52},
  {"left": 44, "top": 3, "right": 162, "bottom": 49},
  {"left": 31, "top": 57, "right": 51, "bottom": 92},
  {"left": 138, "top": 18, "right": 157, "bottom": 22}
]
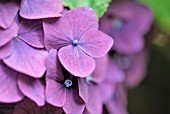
[
  {"left": 14, "top": 98, "right": 63, "bottom": 114},
  {"left": 100, "top": 1, "right": 152, "bottom": 54},
  {"left": 43, "top": 6, "right": 113, "bottom": 77},
  {"left": 45, "top": 49, "right": 85, "bottom": 114},
  {"left": 0, "top": 0, "right": 20, "bottom": 29},
  {"left": 116, "top": 49, "right": 148, "bottom": 88},
  {"left": 0, "top": 16, "right": 48, "bottom": 78},
  {"left": 20, "top": 0, "right": 63, "bottom": 19}
]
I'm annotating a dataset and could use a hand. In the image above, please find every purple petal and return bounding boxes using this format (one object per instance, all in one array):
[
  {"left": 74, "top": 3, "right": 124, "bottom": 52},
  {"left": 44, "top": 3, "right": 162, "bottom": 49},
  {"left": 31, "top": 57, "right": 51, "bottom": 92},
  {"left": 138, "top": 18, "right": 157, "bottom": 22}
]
[
  {"left": 46, "top": 80, "right": 66, "bottom": 107},
  {"left": 63, "top": 90, "right": 85, "bottom": 114},
  {"left": 0, "top": 20, "right": 18, "bottom": 47},
  {"left": 18, "top": 19, "right": 44, "bottom": 48},
  {"left": 86, "top": 84, "right": 102, "bottom": 114},
  {"left": 0, "top": 63, "right": 24, "bottom": 102},
  {"left": 92, "top": 55, "right": 108, "bottom": 83},
  {"left": 19, "top": 0, "right": 63, "bottom": 19},
  {"left": 58, "top": 45, "right": 95, "bottom": 77},
  {"left": 18, "top": 75, "right": 45, "bottom": 106},
  {"left": 46, "top": 49, "right": 64, "bottom": 81},
  {"left": 43, "top": 6, "right": 98, "bottom": 50},
  {"left": 78, "top": 78, "right": 89, "bottom": 103},
  {"left": 125, "top": 50, "right": 147, "bottom": 87},
  {"left": 0, "top": 41, "right": 13, "bottom": 59},
  {"left": 79, "top": 30, "right": 113, "bottom": 58},
  {"left": 3, "top": 39, "right": 48, "bottom": 78},
  {"left": 0, "top": 0, "right": 19, "bottom": 29}
]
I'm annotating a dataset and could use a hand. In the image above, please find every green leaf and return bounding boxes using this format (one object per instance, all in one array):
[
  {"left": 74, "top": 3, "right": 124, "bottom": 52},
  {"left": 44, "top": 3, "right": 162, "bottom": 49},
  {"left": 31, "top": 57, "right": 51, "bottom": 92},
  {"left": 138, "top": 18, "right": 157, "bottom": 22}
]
[
  {"left": 64, "top": 0, "right": 111, "bottom": 19},
  {"left": 139, "top": 0, "right": 170, "bottom": 32}
]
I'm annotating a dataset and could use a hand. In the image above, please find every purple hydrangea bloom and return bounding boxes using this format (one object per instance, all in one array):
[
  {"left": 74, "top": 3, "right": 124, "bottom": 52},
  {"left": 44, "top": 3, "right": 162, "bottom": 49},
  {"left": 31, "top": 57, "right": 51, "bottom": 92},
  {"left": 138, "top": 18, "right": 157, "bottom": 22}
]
[
  {"left": 14, "top": 98, "right": 63, "bottom": 114},
  {"left": 100, "top": 1, "right": 152, "bottom": 54},
  {"left": 45, "top": 49, "right": 85, "bottom": 114},
  {"left": 0, "top": 0, "right": 20, "bottom": 29},
  {"left": 20, "top": 0, "right": 63, "bottom": 19},
  {"left": 0, "top": 62, "right": 45, "bottom": 106},
  {"left": 43, "top": 6, "right": 113, "bottom": 77},
  {"left": 0, "top": 15, "right": 48, "bottom": 78}
]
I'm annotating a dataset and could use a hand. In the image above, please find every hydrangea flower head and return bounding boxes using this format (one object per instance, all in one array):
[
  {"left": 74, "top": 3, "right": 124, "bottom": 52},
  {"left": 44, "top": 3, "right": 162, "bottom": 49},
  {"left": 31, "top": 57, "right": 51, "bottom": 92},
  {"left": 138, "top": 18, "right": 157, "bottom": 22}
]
[{"left": 43, "top": 6, "right": 114, "bottom": 77}]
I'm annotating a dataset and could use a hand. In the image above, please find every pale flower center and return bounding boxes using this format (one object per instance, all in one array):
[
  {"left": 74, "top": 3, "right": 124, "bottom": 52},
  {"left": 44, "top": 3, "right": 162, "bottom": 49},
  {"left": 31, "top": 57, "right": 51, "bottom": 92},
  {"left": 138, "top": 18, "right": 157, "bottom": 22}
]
[
  {"left": 64, "top": 79, "right": 73, "bottom": 88},
  {"left": 72, "top": 39, "right": 79, "bottom": 46},
  {"left": 85, "top": 75, "right": 93, "bottom": 84},
  {"left": 112, "top": 18, "right": 123, "bottom": 29}
]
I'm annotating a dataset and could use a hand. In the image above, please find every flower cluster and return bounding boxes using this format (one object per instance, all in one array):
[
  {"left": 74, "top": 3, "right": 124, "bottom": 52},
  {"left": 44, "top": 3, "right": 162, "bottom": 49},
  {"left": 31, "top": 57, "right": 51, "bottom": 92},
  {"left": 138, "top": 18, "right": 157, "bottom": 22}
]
[{"left": 0, "top": 0, "right": 152, "bottom": 114}]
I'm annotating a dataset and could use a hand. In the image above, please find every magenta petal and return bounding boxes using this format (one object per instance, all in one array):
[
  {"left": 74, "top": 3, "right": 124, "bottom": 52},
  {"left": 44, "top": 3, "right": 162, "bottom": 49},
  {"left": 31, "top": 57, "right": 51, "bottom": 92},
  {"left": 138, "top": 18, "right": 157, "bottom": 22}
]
[
  {"left": 46, "top": 80, "right": 66, "bottom": 107},
  {"left": 63, "top": 90, "right": 85, "bottom": 114},
  {"left": 3, "top": 39, "right": 48, "bottom": 78},
  {"left": 18, "top": 19, "right": 44, "bottom": 48},
  {"left": 78, "top": 78, "right": 89, "bottom": 103},
  {"left": 43, "top": 6, "right": 98, "bottom": 50},
  {"left": 0, "top": 20, "right": 18, "bottom": 47},
  {"left": 86, "top": 84, "right": 102, "bottom": 114},
  {"left": 0, "top": 41, "right": 13, "bottom": 59},
  {"left": 92, "top": 55, "right": 108, "bottom": 83},
  {"left": 18, "top": 75, "right": 45, "bottom": 106},
  {"left": 58, "top": 45, "right": 95, "bottom": 77},
  {"left": 79, "top": 30, "right": 113, "bottom": 58},
  {"left": 0, "top": 0, "right": 19, "bottom": 29},
  {"left": 19, "top": 0, "right": 63, "bottom": 19},
  {"left": 0, "top": 63, "right": 24, "bottom": 102}
]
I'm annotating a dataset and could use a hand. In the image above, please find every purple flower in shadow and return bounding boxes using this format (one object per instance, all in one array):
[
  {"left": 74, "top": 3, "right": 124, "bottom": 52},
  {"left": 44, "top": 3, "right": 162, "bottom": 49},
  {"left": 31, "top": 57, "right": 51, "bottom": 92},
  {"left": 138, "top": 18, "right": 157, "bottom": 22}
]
[
  {"left": 0, "top": 62, "right": 45, "bottom": 106},
  {"left": 14, "top": 98, "right": 63, "bottom": 114},
  {"left": 0, "top": 15, "right": 48, "bottom": 78},
  {"left": 45, "top": 49, "right": 85, "bottom": 114},
  {"left": 0, "top": 0, "right": 20, "bottom": 29},
  {"left": 43, "top": 6, "right": 113, "bottom": 77},
  {"left": 100, "top": 1, "right": 152, "bottom": 54},
  {"left": 79, "top": 55, "right": 108, "bottom": 114},
  {"left": 19, "top": 0, "right": 63, "bottom": 19}
]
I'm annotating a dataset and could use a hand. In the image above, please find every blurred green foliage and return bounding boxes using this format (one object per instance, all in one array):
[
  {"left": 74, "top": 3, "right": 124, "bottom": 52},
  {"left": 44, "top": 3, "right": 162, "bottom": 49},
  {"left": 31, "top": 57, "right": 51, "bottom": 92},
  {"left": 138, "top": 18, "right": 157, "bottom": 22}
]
[
  {"left": 139, "top": 0, "right": 170, "bottom": 32},
  {"left": 64, "top": 0, "right": 111, "bottom": 18}
]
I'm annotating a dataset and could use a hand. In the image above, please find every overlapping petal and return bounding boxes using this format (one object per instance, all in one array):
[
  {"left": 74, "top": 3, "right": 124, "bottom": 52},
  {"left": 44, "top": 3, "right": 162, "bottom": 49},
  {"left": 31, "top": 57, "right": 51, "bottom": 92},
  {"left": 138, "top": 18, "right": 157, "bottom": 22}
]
[
  {"left": 0, "top": 41, "right": 13, "bottom": 59},
  {"left": 63, "top": 90, "right": 85, "bottom": 114},
  {"left": 78, "top": 78, "right": 89, "bottom": 103},
  {"left": 18, "top": 75, "right": 45, "bottom": 106},
  {"left": 20, "top": 0, "right": 63, "bottom": 19},
  {"left": 0, "top": 0, "right": 20, "bottom": 29},
  {"left": 0, "top": 63, "right": 24, "bottom": 102},
  {"left": 0, "top": 20, "right": 18, "bottom": 47},
  {"left": 79, "top": 30, "right": 113, "bottom": 58},
  {"left": 3, "top": 39, "right": 48, "bottom": 78},
  {"left": 18, "top": 19, "right": 44, "bottom": 48},
  {"left": 58, "top": 45, "right": 95, "bottom": 77}
]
